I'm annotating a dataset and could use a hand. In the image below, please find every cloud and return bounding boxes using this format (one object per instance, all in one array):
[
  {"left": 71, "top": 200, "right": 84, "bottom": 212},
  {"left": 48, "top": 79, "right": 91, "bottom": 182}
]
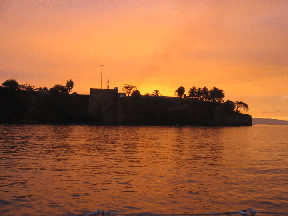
[{"left": 173, "top": 1, "right": 288, "bottom": 63}]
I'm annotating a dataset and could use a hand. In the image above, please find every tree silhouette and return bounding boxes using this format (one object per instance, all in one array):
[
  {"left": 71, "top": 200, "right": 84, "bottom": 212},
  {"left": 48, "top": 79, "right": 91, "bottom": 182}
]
[
  {"left": 224, "top": 100, "right": 235, "bottom": 113},
  {"left": 2, "top": 79, "right": 19, "bottom": 90},
  {"left": 195, "top": 88, "right": 202, "bottom": 100},
  {"left": 188, "top": 86, "right": 197, "bottom": 98},
  {"left": 209, "top": 87, "right": 225, "bottom": 102},
  {"left": 19, "top": 82, "right": 36, "bottom": 91},
  {"left": 122, "top": 84, "right": 137, "bottom": 96},
  {"left": 175, "top": 86, "right": 185, "bottom": 98},
  {"left": 131, "top": 90, "right": 141, "bottom": 103},
  {"left": 202, "top": 86, "right": 210, "bottom": 101},
  {"left": 235, "top": 101, "right": 249, "bottom": 113},
  {"left": 152, "top": 90, "right": 161, "bottom": 96},
  {"left": 131, "top": 89, "right": 141, "bottom": 97},
  {"left": 50, "top": 84, "right": 69, "bottom": 94},
  {"left": 65, "top": 79, "right": 74, "bottom": 93},
  {"left": 37, "top": 87, "right": 48, "bottom": 92}
]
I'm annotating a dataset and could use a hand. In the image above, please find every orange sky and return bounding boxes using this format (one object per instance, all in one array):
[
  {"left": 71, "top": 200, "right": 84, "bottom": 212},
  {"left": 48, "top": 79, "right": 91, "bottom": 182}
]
[{"left": 1, "top": 0, "right": 288, "bottom": 120}]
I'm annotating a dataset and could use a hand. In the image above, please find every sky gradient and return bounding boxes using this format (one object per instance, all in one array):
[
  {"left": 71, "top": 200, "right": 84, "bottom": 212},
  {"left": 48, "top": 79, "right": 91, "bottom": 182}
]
[{"left": 1, "top": 0, "right": 288, "bottom": 120}]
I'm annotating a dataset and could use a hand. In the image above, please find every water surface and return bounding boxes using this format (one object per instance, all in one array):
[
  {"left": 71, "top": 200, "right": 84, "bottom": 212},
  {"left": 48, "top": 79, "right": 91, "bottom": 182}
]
[{"left": 0, "top": 125, "right": 287, "bottom": 215}]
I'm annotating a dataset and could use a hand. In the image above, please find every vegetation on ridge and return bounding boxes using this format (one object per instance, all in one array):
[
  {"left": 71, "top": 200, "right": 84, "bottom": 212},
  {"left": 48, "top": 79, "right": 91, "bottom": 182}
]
[
  {"left": 0, "top": 78, "right": 250, "bottom": 125},
  {"left": 123, "top": 84, "right": 248, "bottom": 115},
  {"left": 0, "top": 79, "right": 91, "bottom": 123}
]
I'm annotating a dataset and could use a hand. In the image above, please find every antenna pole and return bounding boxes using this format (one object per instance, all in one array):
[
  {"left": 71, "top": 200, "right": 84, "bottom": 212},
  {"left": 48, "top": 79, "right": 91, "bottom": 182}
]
[{"left": 99, "top": 65, "right": 104, "bottom": 89}]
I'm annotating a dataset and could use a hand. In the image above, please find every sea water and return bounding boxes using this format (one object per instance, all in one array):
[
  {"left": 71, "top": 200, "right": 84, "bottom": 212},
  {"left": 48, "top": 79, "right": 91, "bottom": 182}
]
[{"left": 0, "top": 125, "right": 287, "bottom": 215}]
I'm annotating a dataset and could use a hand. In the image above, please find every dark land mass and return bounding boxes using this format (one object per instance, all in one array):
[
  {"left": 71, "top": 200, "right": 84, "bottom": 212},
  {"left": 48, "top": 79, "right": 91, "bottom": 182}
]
[
  {"left": 0, "top": 87, "right": 91, "bottom": 124},
  {"left": 0, "top": 87, "right": 252, "bottom": 126},
  {"left": 253, "top": 118, "right": 288, "bottom": 125}
]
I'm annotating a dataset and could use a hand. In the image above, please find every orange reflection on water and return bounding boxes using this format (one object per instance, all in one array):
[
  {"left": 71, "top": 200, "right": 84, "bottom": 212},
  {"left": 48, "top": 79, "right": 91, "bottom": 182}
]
[{"left": 0, "top": 125, "right": 287, "bottom": 215}]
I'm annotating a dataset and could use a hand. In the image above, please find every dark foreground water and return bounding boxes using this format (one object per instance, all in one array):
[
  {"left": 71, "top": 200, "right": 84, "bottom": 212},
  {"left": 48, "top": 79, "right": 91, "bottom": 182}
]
[{"left": 0, "top": 125, "right": 287, "bottom": 216}]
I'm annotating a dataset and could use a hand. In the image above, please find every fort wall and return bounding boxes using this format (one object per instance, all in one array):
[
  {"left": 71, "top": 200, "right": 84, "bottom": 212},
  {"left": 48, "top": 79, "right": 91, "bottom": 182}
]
[{"left": 89, "top": 89, "right": 252, "bottom": 126}]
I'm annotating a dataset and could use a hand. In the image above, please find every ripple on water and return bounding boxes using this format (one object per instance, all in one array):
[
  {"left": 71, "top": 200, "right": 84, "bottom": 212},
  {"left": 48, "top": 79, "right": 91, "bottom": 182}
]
[{"left": 0, "top": 125, "right": 288, "bottom": 215}]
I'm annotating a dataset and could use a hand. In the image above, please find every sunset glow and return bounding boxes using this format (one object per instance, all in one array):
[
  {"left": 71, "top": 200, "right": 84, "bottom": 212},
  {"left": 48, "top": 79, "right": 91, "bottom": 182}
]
[{"left": 1, "top": 0, "right": 287, "bottom": 120}]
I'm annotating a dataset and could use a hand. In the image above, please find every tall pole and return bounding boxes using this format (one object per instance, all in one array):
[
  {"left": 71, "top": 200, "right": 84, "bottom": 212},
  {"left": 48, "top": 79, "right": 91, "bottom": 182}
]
[{"left": 99, "top": 65, "right": 104, "bottom": 89}]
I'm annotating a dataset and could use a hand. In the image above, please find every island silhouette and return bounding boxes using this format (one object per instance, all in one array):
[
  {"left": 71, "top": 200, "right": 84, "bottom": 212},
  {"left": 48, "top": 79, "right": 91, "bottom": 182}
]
[
  {"left": 0, "top": 79, "right": 251, "bottom": 126},
  {"left": 253, "top": 118, "right": 288, "bottom": 125}
]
